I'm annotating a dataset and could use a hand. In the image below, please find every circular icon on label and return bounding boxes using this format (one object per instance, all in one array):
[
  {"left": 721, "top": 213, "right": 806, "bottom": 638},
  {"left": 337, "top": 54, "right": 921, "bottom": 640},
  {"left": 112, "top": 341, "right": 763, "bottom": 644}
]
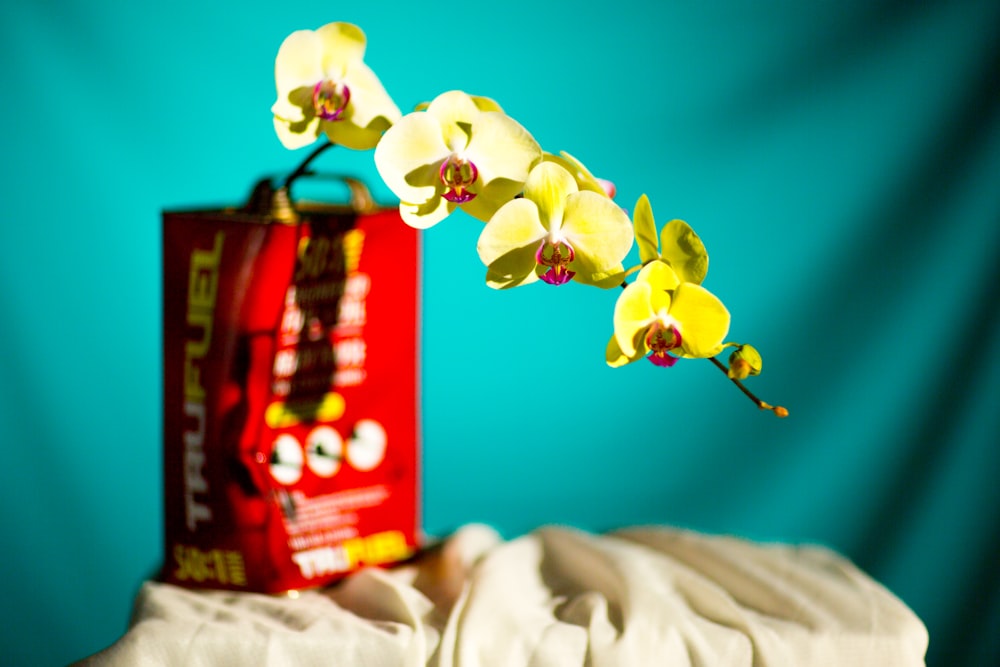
[
  {"left": 306, "top": 426, "right": 343, "bottom": 477},
  {"left": 347, "top": 419, "right": 387, "bottom": 471},
  {"left": 269, "top": 434, "right": 303, "bottom": 485}
]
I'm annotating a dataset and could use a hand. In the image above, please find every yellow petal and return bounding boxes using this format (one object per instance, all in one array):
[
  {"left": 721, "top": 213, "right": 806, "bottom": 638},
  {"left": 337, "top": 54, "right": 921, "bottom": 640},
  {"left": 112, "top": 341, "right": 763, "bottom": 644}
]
[
  {"left": 522, "top": 162, "right": 577, "bottom": 232},
  {"left": 274, "top": 30, "right": 323, "bottom": 100},
  {"left": 400, "top": 196, "right": 454, "bottom": 229},
  {"left": 543, "top": 152, "right": 608, "bottom": 196},
  {"left": 374, "top": 112, "right": 451, "bottom": 205},
  {"left": 633, "top": 194, "right": 659, "bottom": 265},
  {"left": 465, "top": 112, "right": 542, "bottom": 188},
  {"left": 477, "top": 198, "right": 546, "bottom": 274},
  {"left": 670, "top": 283, "right": 730, "bottom": 358},
  {"left": 342, "top": 60, "right": 401, "bottom": 131},
  {"left": 272, "top": 114, "right": 322, "bottom": 150},
  {"left": 315, "top": 22, "right": 367, "bottom": 78},
  {"left": 470, "top": 95, "right": 504, "bottom": 112},
  {"left": 660, "top": 219, "right": 709, "bottom": 285},
  {"left": 613, "top": 281, "right": 656, "bottom": 357},
  {"left": 425, "top": 90, "right": 481, "bottom": 152},
  {"left": 561, "top": 191, "right": 633, "bottom": 276},
  {"left": 635, "top": 261, "right": 681, "bottom": 292},
  {"left": 606, "top": 334, "right": 642, "bottom": 367},
  {"left": 460, "top": 176, "right": 526, "bottom": 223}
]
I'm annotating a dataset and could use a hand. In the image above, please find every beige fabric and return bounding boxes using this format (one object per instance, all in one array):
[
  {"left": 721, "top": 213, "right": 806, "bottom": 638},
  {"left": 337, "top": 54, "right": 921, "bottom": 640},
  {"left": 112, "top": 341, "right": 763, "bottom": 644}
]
[{"left": 78, "top": 525, "right": 928, "bottom": 666}]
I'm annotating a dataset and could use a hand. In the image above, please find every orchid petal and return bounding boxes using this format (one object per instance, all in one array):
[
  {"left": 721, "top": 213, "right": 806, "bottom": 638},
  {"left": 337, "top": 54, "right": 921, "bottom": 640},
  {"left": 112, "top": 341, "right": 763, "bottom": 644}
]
[
  {"left": 465, "top": 112, "right": 542, "bottom": 190},
  {"left": 374, "top": 113, "right": 451, "bottom": 205},
  {"left": 561, "top": 191, "right": 633, "bottom": 280},
  {"left": 341, "top": 60, "right": 401, "bottom": 131},
  {"left": 477, "top": 198, "right": 547, "bottom": 288},
  {"left": 522, "top": 162, "right": 577, "bottom": 233},
  {"left": 660, "top": 219, "right": 709, "bottom": 285},
  {"left": 425, "top": 90, "right": 482, "bottom": 152},
  {"left": 315, "top": 22, "right": 367, "bottom": 78},
  {"left": 633, "top": 194, "right": 659, "bottom": 265},
  {"left": 399, "top": 196, "right": 454, "bottom": 229},
  {"left": 606, "top": 334, "right": 642, "bottom": 368},
  {"left": 670, "top": 283, "right": 730, "bottom": 358},
  {"left": 635, "top": 260, "right": 681, "bottom": 293},
  {"left": 274, "top": 30, "right": 324, "bottom": 103},
  {"left": 613, "top": 281, "right": 656, "bottom": 357}
]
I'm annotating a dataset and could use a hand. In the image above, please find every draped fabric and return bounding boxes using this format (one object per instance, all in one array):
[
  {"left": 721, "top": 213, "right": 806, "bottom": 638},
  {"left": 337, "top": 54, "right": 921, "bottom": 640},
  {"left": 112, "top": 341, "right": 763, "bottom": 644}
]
[{"left": 79, "top": 525, "right": 928, "bottom": 666}]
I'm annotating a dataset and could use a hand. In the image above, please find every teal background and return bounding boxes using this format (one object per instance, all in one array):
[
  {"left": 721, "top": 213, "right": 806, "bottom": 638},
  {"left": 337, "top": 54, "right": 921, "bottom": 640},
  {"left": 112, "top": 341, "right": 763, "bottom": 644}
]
[{"left": 1, "top": 1, "right": 998, "bottom": 664}]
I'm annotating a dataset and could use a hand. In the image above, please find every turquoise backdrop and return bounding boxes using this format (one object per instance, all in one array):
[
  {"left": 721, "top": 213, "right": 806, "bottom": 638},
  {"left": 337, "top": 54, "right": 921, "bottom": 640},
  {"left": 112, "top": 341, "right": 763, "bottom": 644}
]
[{"left": 1, "top": 1, "right": 997, "bottom": 665}]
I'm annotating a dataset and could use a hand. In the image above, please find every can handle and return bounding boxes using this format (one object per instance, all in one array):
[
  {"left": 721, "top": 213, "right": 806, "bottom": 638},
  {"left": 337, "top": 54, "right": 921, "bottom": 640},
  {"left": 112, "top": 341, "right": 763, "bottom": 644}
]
[{"left": 244, "top": 172, "right": 376, "bottom": 223}]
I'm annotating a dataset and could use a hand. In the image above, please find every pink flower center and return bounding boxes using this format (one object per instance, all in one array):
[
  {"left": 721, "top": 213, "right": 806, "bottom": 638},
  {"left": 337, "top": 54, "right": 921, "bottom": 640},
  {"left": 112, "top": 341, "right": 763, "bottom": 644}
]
[
  {"left": 645, "top": 323, "right": 682, "bottom": 367},
  {"left": 439, "top": 155, "right": 479, "bottom": 203},
  {"left": 535, "top": 240, "right": 576, "bottom": 286},
  {"left": 313, "top": 80, "right": 351, "bottom": 121}
]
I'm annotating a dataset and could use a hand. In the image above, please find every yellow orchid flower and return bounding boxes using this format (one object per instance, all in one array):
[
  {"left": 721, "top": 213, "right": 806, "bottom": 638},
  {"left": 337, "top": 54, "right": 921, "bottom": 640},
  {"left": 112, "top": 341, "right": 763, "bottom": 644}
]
[
  {"left": 632, "top": 194, "right": 708, "bottom": 285},
  {"left": 477, "top": 161, "right": 633, "bottom": 289},
  {"left": 607, "top": 262, "right": 730, "bottom": 367},
  {"left": 373, "top": 90, "right": 542, "bottom": 229},
  {"left": 271, "top": 22, "right": 401, "bottom": 151}
]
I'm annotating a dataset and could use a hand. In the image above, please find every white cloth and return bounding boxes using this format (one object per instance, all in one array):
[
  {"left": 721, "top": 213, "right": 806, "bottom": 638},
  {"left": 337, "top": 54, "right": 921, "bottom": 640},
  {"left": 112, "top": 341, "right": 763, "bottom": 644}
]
[{"left": 78, "top": 525, "right": 928, "bottom": 666}]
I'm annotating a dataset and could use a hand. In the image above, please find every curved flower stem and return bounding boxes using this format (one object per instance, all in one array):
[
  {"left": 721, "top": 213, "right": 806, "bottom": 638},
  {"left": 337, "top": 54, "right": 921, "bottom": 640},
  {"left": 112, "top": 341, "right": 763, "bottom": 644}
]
[
  {"left": 283, "top": 140, "right": 336, "bottom": 189},
  {"left": 708, "top": 357, "right": 789, "bottom": 417}
]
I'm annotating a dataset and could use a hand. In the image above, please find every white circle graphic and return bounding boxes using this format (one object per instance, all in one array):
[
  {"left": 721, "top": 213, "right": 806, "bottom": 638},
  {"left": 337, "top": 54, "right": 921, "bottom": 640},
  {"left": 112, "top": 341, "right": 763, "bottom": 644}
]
[
  {"left": 270, "top": 434, "right": 303, "bottom": 485},
  {"left": 306, "top": 426, "right": 343, "bottom": 477},
  {"left": 347, "top": 419, "right": 387, "bottom": 471}
]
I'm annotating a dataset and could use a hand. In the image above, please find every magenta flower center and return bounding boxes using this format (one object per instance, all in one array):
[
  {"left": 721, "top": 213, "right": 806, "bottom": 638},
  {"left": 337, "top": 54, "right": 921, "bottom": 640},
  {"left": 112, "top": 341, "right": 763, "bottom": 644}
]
[
  {"left": 439, "top": 155, "right": 479, "bottom": 203},
  {"left": 535, "top": 240, "right": 576, "bottom": 286},
  {"left": 313, "top": 80, "right": 351, "bottom": 121},
  {"left": 646, "top": 323, "right": 682, "bottom": 367}
]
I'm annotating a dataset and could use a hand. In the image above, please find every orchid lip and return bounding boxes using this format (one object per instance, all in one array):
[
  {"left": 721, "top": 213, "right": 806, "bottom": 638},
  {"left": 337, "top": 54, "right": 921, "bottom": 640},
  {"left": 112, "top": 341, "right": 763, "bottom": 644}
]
[
  {"left": 313, "top": 80, "right": 351, "bottom": 121},
  {"left": 646, "top": 323, "right": 682, "bottom": 367},
  {"left": 440, "top": 155, "right": 479, "bottom": 203},
  {"left": 534, "top": 240, "right": 576, "bottom": 286}
]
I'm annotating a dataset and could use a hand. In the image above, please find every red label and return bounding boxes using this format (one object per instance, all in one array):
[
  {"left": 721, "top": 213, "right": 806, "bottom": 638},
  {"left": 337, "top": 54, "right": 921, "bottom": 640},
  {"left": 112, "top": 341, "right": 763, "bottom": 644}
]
[{"left": 161, "top": 206, "right": 420, "bottom": 592}]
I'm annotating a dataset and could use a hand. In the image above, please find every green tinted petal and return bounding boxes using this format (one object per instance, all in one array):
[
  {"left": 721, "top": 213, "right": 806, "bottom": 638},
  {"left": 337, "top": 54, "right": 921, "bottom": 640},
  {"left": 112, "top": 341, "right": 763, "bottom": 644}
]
[
  {"left": 273, "top": 114, "right": 322, "bottom": 150},
  {"left": 315, "top": 22, "right": 366, "bottom": 78},
  {"left": 342, "top": 60, "right": 401, "bottom": 130},
  {"left": 613, "top": 281, "right": 655, "bottom": 357},
  {"left": 670, "top": 283, "right": 730, "bottom": 358},
  {"left": 606, "top": 333, "right": 642, "bottom": 367},
  {"left": 374, "top": 113, "right": 450, "bottom": 204},
  {"left": 478, "top": 200, "right": 546, "bottom": 289},
  {"left": 425, "top": 90, "right": 481, "bottom": 152},
  {"left": 465, "top": 112, "right": 542, "bottom": 188},
  {"left": 561, "top": 191, "right": 633, "bottom": 275},
  {"left": 460, "top": 177, "right": 524, "bottom": 223},
  {"left": 522, "top": 162, "right": 577, "bottom": 232},
  {"left": 275, "top": 30, "right": 323, "bottom": 98},
  {"left": 633, "top": 194, "right": 659, "bottom": 265},
  {"left": 470, "top": 95, "right": 504, "bottom": 112},
  {"left": 636, "top": 260, "right": 681, "bottom": 292},
  {"left": 399, "top": 196, "right": 454, "bottom": 229},
  {"left": 322, "top": 120, "right": 385, "bottom": 151},
  {"left": 543, "top": 152, "right": 607, "bottom": 196},
  {"left": 660, "top": 219, "right": 709, "bottom": 285},
  {"left": 477, "top": 198, "right": 546, "bottom": 264}
]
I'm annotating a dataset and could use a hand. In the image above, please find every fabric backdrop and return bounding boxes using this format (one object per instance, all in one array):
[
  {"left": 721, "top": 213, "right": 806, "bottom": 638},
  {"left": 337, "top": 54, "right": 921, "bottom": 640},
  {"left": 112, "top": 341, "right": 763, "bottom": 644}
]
[{"left": 1, "top": 1, "right": 997, "bottom": 665}]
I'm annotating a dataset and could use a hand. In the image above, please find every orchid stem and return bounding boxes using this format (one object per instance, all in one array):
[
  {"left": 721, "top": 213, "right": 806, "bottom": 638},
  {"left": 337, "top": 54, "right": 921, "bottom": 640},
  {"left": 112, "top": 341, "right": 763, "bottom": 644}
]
[
  {"left": 708, "top": 357, "right": 788, "bottom": 417},
  {"left": 283, "top": 140, "right": 335, "bottom": 189}
]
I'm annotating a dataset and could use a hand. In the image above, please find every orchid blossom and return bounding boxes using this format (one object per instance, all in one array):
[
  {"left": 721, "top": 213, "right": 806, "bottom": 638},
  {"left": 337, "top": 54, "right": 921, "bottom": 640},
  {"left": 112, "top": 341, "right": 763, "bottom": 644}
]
[
  {"left": 607, "top": 262, "right": 730, "bottom": 368},
  {"left": 477, "top": 161, "right": 633, "bottom": 289},
  {"left": 374, "top": 91, "right": 542, "bottom": 229},
  {"left": 272, "top": 22, "right": 401, "bottom": 151}
]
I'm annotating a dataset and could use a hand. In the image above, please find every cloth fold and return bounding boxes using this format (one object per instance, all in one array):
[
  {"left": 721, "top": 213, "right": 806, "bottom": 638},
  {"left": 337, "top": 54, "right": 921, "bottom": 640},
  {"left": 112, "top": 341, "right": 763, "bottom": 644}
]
[{"left": 78, "top": 524, "right": 928, "bottom": 666}]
